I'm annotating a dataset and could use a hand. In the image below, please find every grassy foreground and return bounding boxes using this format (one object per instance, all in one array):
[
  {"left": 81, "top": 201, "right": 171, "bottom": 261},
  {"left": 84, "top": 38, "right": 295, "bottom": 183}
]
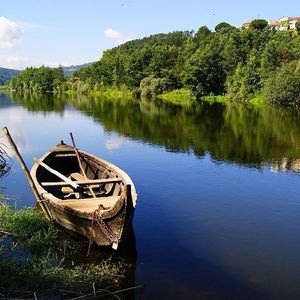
[{"left": 0, "top": 203, "right": 130, "bottom": 298}]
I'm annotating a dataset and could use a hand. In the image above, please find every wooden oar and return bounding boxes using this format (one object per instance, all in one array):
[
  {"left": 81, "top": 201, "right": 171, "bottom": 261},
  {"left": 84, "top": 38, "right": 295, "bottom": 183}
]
[
  {"left": 70, "top": 133, "right": 120, "bottom": 249},
  {"left": 41, "top": 177, "right": 122, "bottom": 187},
  {"left": 2, "top": 127, "right": 51, "bottom": 220},
  {"left": 69, "top": 132, "right": 97, "bottom": 199},
  {"left": 33, "top": 158, "right": 79, "bottom": 189}
]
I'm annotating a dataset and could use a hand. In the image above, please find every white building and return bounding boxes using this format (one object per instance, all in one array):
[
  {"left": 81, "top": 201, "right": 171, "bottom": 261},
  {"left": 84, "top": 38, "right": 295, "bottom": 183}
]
[
  {"left": 242, "top": 16, "right": 300, "bottom": 31},
  {"left": 279, "top": 16, "right": 300, "bottom": 30},
  {"left": 268, "top": 20, "right": 280, "bottom": 31}
]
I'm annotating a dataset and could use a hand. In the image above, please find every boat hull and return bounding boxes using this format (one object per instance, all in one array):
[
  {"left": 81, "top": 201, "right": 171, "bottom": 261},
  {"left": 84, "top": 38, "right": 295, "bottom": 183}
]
[
  {"left": 42, "top": 198, "right": 132, "bottom": 246},
  {"left": 31, "top": 142, "right": 137, "bottom": 248}
]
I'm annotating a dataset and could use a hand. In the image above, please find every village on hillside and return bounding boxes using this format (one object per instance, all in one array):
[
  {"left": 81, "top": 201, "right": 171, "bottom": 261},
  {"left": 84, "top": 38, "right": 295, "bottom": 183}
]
[{"left": 243, "top": 16, "right": 300, "bottom": 30}]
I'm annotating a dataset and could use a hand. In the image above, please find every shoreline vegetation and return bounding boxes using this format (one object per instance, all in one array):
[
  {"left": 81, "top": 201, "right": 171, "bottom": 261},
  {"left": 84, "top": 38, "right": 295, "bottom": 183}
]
[
  {"left": 0, "top": 146, "right": 140, "bottom": 298},
  {"left": 1, "top": 18, "right": 300, "bottom": 107},
  {"left": 0, "top": 201, "right": 140, "bottom": 298}
]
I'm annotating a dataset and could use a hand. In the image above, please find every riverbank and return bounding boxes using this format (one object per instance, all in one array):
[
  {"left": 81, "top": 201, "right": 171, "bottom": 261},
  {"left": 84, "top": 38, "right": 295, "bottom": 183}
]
[
  {"left": 0, "top": 202, "right": 134, "bottom": 298},
  {"left": 65, "top": 87, "right": 133, "bottom": 99},
  {"left": 67, "top": 87, "right": 267, "bottom": 107},
  {"left": 159, "top": 89, "right": 267, "bottom": 107},
  {"left": 0, "top": 85, "right": 269, "bottom": 108}
]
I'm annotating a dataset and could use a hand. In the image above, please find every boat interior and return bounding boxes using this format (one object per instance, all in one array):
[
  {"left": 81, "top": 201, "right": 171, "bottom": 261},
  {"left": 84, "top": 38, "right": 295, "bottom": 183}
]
[{"left": 36, "top": 150, "right": 124, "bottom": 202}]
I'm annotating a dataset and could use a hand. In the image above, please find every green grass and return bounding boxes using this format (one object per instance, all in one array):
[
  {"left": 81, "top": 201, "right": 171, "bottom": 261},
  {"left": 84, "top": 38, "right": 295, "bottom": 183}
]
[
  {"left": 201, "top": 95, "right": 228, "bottom": 103},
  {"left": 159, "top": 89, "right": 195, "bottom": 105},
  {"left": 65, "top": 87, "right": 133, "bottom": 99},
  {"left": 248, "top": 94, "right": 267, "bottom": 107},
  {"left": 0, "top": 255, "right": 126, "bottom": 292},
  {"left": 0, "top": 205, "right": 58, "bottom": 252},
  {"left": 160, "top": 92, "right": 228, "bottom": 105},
  {"left": 0, "top": 203, "right": 127, "bottom": 295},
  {"left": 91, "top": 88, "right": 133, "bottom": 98}
]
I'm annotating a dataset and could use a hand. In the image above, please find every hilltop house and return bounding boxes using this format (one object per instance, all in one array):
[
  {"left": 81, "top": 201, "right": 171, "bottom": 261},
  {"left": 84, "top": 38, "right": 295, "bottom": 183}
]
[
  {"left": 279, "top": 16, "right": 300, "bottom": 30},
  {"left": 267, "top": 20, "right": 280, "bottom": 30},
  {"left": 242, "top": 16, "right": 300, "bottom": 31}
]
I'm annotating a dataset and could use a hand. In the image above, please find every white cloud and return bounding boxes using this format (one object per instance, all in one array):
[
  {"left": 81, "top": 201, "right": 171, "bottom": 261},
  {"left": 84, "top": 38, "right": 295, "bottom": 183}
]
[
  {"left": 105, "top": 136, "right": 132, "bottom": 150},
  {"left": 104, "top": 28, "right": 133, "bottom": 45},
  {"left": 0, "top": 16, "right": 23, "bottom": 48}
]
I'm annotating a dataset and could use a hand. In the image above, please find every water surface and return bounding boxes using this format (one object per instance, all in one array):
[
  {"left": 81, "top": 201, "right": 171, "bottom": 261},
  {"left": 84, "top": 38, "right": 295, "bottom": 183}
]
[{"left": 1, "top": 92, "right": 300, "bottom": 299}]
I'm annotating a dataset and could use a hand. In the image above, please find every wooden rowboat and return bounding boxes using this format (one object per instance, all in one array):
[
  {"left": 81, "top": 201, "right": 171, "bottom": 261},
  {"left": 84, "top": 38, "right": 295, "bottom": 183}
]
[{"left": 30, "top": 141, "right": 137, "bottom": 249}]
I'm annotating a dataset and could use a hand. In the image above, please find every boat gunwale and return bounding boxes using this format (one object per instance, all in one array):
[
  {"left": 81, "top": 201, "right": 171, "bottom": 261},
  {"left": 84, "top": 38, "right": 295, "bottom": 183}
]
[{"left": 30, "top": 144, "right": 137, "bottom": 208}]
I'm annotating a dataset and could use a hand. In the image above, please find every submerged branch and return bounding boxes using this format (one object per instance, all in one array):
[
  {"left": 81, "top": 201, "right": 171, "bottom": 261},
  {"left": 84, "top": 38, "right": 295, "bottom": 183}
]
[
  {"left": 0, "top": 285, "right": 145, "bottom": 300},
  {"left": 68, "top": 284, "right": 145, "bottom": 300},
  {"left": 0, "top": 229, "right": 16, "bottom": 236}
]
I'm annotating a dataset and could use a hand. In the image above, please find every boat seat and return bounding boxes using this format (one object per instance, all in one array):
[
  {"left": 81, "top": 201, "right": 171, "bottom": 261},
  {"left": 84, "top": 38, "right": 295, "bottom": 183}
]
[
  {"left": 70, "top": 172, "right": 85, "bottom": 181},
  {"left": 58, "top": 196, "right": 120, "bottom": 213},
  {"left": 61, "top": 172, "right": 98, "bottom": 196}
]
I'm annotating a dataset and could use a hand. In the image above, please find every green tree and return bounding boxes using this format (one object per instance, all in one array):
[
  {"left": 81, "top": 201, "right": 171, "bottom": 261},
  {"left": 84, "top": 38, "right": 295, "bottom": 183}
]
[
  {"left": 249, "top": 19, "right": 268, "bottom": 31},
  {"left": 295, "top": 21, "right": 300, "bottom": 34},
  {"left": 227, "top": 51, "right": 261, "bottom": 101},
  {"left": 184, "top": 40, "right": 226, "bottom": 98},
  {"left": 7, "top": 66, "right": 64, "bottom": 93},
  {"left": 215, "top": 22, "right": 236, "bottom": 34},
  {"left": 194, "top": 26, "right": 211, "bottom": 46},
  {"left": 221, "top": 32, "right": 243, "bottom": 75},
  {"left": 139, "top": 75, "right": 167, "bottom": 98},
  {"left": 264, "top": 60, "right": 300, "bottom": 105}
]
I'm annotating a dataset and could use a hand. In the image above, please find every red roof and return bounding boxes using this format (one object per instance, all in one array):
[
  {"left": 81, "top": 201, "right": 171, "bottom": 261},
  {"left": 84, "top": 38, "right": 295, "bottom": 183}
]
[{"left": 288, "top": 17, "right": 300, "bottom": 21}]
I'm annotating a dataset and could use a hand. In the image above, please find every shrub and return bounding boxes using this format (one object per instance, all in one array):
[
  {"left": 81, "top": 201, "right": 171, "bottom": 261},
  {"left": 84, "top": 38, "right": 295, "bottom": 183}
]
[
  {"left": 140, "top": 75, "right": 167, "bottom": 98},
  {"left": 264, "top": 60, "right": 300, "bottom": 105}
]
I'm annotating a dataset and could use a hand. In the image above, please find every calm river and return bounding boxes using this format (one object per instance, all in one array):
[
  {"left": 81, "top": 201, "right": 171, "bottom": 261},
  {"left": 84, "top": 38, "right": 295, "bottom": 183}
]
[{"left": 1, "top": 92, "right": 300, "bottom": 299}]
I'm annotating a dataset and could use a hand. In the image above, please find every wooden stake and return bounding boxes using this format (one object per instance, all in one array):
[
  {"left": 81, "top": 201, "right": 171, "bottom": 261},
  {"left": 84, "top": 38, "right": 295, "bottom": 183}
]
[{"left": 2, "top": 127, "right": 51, "bottom": 219}]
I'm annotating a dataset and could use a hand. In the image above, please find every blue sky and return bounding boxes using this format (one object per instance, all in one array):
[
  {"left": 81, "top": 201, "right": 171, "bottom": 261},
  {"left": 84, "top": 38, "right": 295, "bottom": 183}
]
[{"left": 0, "top": 0, "right": 298, "bottom": 69}]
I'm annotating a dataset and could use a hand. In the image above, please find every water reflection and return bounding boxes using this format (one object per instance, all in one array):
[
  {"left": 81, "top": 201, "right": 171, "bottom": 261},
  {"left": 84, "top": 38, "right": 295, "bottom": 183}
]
[
  {"left": 9, "top": 92, "right": 65, "bottom": 112},
  {"left": 3, "top": 92, "right": 300, "bottom": 299},
  {"left": 61, "top": 93, "right": 300, "bottom": 170},
  {"left": 7, "top": 91, "right": 300, "bottom": 171}
]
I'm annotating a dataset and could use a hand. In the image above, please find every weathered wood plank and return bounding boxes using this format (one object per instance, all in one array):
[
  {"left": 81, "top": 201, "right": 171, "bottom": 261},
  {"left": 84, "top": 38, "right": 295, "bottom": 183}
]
[
  {"left": 70, "top": 172, "right": 85, "bottom": 181},
  {"left": 41, "top": 177, "right": 122, "bottom": 187},
  {"left": 55, "top": 153, "right": 77, "bottom": 157}
]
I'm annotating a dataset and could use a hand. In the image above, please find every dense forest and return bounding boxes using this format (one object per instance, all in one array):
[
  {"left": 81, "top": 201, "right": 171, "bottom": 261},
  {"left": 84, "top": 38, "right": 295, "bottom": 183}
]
[
  {"left": 6, "top": 19, "right": 300, "bottom": 105},
  {"left": 7, "top": 66, "right": 64, "bottom": 93}
]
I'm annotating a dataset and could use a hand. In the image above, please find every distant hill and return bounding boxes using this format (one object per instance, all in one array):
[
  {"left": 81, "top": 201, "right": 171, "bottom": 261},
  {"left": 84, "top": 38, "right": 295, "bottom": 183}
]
[
  {"left": 0, "top": 67, "right": 20, "bottom": 84},
  {"left": 0, "top": 63, "right": 92, "bottom": 85},
  {"left": 63, "top": 63, "right": 93, "bottom": 76}
]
